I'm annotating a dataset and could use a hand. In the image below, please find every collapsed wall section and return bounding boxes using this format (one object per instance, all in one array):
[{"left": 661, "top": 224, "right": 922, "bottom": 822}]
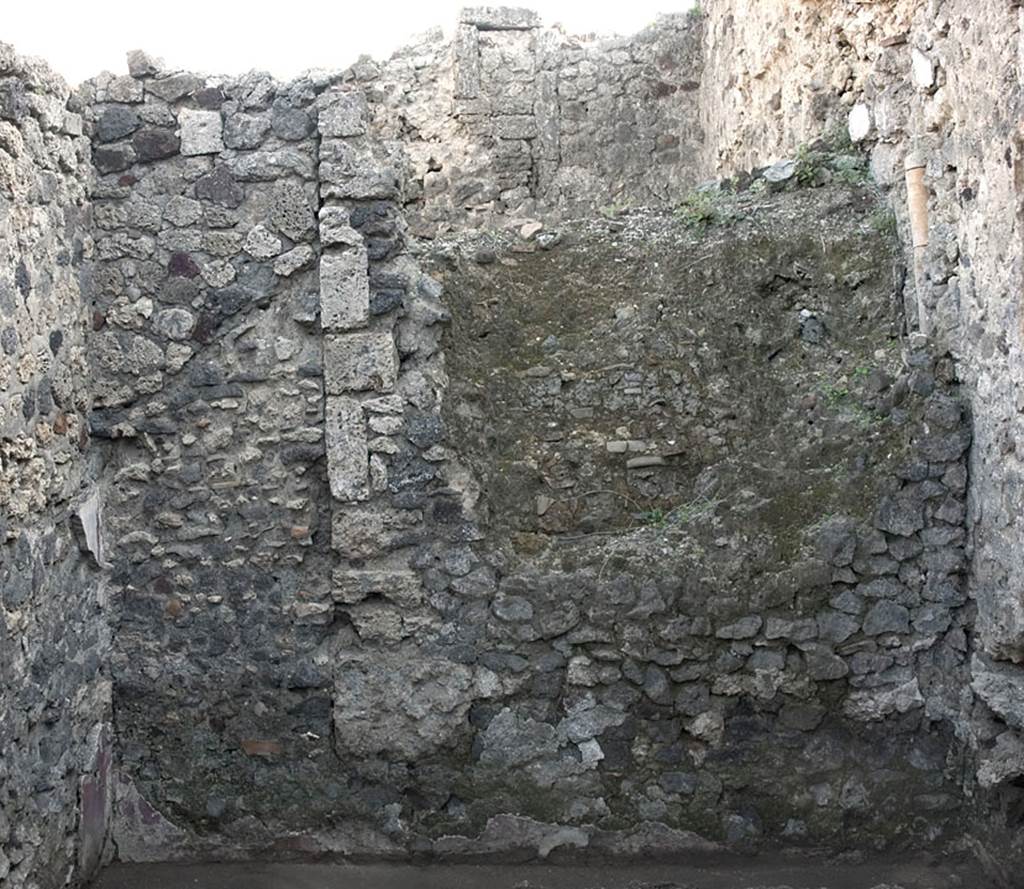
[
  {"left": 0, "top": 42, "right": 110, "bottom": 889},
  {"left": 1, "top": 0, "right": 1019, "bottom": 881},
  {"left": 430, "top": 186, "right": 972, "bottom": 854},
  {"left": 358, "top": 8, "right": 703, "bottom": 233},
  {"left": 87, "top": 47, "right": 976, "bottom": 857},
  {"left": 697, "top": 0, "right": 1024, "bottom": 879}
]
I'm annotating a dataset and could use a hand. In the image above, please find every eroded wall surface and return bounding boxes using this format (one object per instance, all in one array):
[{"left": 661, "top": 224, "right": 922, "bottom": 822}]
[
  {"left": 360, "top": 8, "right": 703, "bottom": 234},
  {"left": 698, "top": 0, "right": 1024, "bottom": 878},
  {"left": 80, "top": 33, "right": 976, "bottom": 857},
  {"left": 2, "top": 1, "right": 1024, "bottom": 884},
  {"left": 0, "top": 42, "right": 111, "bottom": 889}
]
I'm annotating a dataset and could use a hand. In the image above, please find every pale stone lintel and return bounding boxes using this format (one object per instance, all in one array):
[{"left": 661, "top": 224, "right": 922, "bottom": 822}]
[
  {"left": 325, "top": 396, "right": 368, "bottom": 503},
  {"left": 459, "top": 7, "right": 541, "bottom": 30},
  {"left": 330, "top": 568, "right": 425, "bottom": 607}
]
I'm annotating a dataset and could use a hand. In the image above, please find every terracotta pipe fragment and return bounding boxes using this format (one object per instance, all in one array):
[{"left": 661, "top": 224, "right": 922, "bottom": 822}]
[{"left": 905, "top": 151, "right": 930, "bottom": 335}]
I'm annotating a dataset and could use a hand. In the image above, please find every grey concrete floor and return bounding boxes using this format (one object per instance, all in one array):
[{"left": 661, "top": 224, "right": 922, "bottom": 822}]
[{"left": 91, "top": 856, "right": 998, "bottom": 889}]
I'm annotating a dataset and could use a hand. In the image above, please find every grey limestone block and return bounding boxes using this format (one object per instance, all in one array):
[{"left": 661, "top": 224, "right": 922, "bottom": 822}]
[
  {"left": 325, "top": 396, "right": 368, "bottom": 502},
  {"left": 323, "top": 331, "right": 399, "bottom": 394}
]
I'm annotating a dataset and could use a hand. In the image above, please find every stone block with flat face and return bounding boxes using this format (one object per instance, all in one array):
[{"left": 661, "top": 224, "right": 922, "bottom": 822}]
[
  {"left": 320, "top": 247, "right": 369, "bottom": 331},
  {"left": 331, "top": 505, "right": 422, "bottom": 560},
  {"left": 178, "top": 108, "right": 223, "bottom": 155},
  {"left": 324, "top": 331, "right": 398, "bottom": 394},
  {"left": 460, "top": 6, "right": 541, "bottom": 29},
  {"left": 325, "top": 396, "right": 368, "bottom": 502},
  {"left": 454, "top": 25, "right": 481, "bottom": 99},
  {"left": 318, "top": 92, "right": 368, "bottom": 137}
]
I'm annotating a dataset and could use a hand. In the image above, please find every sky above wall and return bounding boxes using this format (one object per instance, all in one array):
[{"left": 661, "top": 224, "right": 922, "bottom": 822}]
[{"left": 6, "top": 0, "right": 696, "bottom": 86}]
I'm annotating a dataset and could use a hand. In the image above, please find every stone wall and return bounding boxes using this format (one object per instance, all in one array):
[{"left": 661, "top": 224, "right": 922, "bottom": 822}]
[
  {"left": 82, "top": 40, "right": 976, "bottom": 857},
  {"left": 0, "top": 42, "right": 111, "bottom": 889},
  {"left": 697, "top": 0, "right": 1024, "bottom": 880},
  {"left": 3, "top": 2, "right": 1024, "bottom": 885},
  {"left": 359, "top": 8, "right": 703, "bottom": 234}
]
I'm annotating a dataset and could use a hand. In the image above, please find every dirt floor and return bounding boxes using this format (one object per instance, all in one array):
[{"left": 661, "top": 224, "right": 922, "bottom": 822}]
[{"left": 91, "top": 854, "right": 998, "bottom": 889}]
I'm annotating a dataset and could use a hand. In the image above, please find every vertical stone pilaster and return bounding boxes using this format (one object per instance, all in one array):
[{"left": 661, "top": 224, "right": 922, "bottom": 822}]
[
  {"left": 454, "top": 24, "right": 481, "bottom": 99},
  {"left": 316, "top": 87, "right": 406, "bottom": 556}
]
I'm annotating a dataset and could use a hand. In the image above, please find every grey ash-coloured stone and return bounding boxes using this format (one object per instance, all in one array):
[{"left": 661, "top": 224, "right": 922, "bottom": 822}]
[
  {"left": 126, "top": 49, "right": 161, "bottom": 78},
  {"left": 319, "top": 247, "right": 369, "bottom": 331},
  {"left": 317, "top": 92, "right": 368, "bottom": 137},
  {"left": 716, "top": 616, "right": 762, "bottom": 640},
  {"left": 319, "top": 206, "right": 362, "bottom": 247},
  {"left": 269, "top": 179, "right": 315, "bottom": 241},
  {"left": 271, "top": 99, "right": 314, "bottom": 141},
  {"left": 146, "top": 72, "right": 203, "bottom": 102},
  {"left": 325, "top": 397, "right": 368, "bottom": 502},
  {"left": 863, "top": 600, "right": 911, "bottom": 636},
  {"left": 323, "top": 331, "right": 399, "bottom": 393},
  {"left": 151, "top": 307, "right": 195, "bottom": 340},
  {"left": 0, "top": 78, "right": 27, "bottom": 121},
  {"left": 875, "top": 495, "right": 925, "bottom": 537},
  {"left": 242, "top": 224, "right": 281, "bottom": 259},
  {"left": 460, "top": 6, "right": 542, "bottom": 29},
  {"left": 223, "top": 113, "right": 271, "bottom": 149},
  {"left": 96, "top": 105, "right": 140, "bottom": 142}
]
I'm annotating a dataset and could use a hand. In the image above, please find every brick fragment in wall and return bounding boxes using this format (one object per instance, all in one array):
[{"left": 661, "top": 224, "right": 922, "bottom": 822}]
[
  {"left": 319, "top": 246, "right": 369, "bottom": 331},
  {"left": 325, "top": 396, "right": 368, "bottom": 503}
]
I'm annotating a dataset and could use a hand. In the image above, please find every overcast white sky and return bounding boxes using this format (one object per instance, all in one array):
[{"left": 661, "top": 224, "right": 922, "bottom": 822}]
[{"left": 5, "top": 0, "right": 696, "bottom": 86}]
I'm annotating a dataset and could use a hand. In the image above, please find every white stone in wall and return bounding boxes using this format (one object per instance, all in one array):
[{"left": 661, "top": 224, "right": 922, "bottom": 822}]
[
  {"left": 319, "top": 139, "right": 401, "bottom": 200},
  {"left": 274, "top": 244, "right": 315, "bottom": 277},
  {"left": 320, "top": 247, "right": 370, "bottom": 330},
  {"left": 454, "top": 24, "right": 481, "bottom": 99},
  {"left": 323, "top": 331, "right": 399, "bottom": 393},
  {"left": 325, "top": 396, "right": 368, "bottom": 502},
  {"left": 460, "top": 6, "right": 541, "bottom": 29},
  {"left": 178, "top": 108, "right": 223, "bottom": 155},
  {"left": 848, "top": 103, "right": 872, "bottom": 142},
  {"left": 911, "top": 47, "right": 935, "bottom": 90}
]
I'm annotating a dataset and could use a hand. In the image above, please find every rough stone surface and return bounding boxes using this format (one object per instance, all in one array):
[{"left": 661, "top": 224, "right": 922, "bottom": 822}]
[
  {"left": 323, "top": 332, "right": 399, "bottom": 394},
  {"left": 319, "top": 248, "right": 370, "bottom": 331},
  {"left": 0, "top": 43, "right": 112, "bottom": 889},
  {"left": 697, "top": 0, "right": 1024, "bottom": 875},
  {"left": 177, "top": 108, "right": 223, "bottom": 156},
  {"left": 1, "top": 5, "right": 1022, "bottom": 886}
]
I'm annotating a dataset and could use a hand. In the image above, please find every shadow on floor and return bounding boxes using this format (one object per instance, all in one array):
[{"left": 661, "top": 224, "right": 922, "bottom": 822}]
[{"left": 90, "top": 856, "right": 997, "bottom": 889}]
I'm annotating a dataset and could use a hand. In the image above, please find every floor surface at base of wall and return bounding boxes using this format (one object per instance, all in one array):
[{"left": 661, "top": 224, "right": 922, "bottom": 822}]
[{"left": 89, "top": 857, "right": 997, "bottom": 889}]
